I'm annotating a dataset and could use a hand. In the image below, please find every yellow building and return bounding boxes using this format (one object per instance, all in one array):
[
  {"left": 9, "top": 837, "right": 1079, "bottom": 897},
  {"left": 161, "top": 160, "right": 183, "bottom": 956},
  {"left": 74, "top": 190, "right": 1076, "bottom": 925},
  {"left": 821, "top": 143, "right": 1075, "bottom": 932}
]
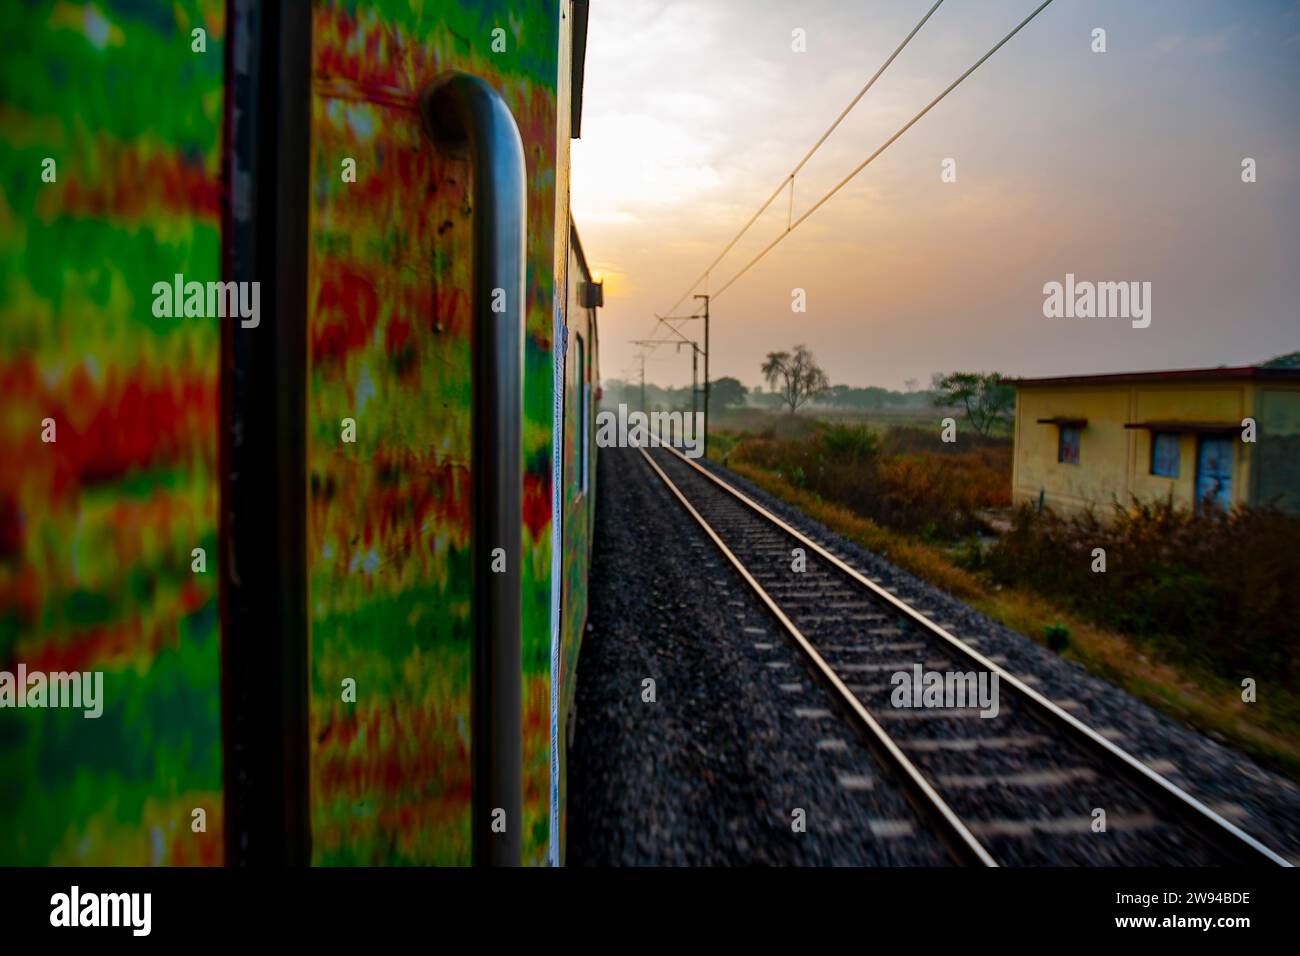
[{"left": 1009, "top": 367, "right": 1300, "bottom": 516}]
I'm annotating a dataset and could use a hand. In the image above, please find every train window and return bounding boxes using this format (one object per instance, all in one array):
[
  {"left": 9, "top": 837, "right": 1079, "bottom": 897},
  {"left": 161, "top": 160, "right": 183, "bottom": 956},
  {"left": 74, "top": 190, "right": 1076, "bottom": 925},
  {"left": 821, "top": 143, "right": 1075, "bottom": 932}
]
[
  {"left": 583, "top": 374, "right": 591, "bottom": 496},
  {"left": 575, "top": 333, "right": 587, "bottom": 494}
]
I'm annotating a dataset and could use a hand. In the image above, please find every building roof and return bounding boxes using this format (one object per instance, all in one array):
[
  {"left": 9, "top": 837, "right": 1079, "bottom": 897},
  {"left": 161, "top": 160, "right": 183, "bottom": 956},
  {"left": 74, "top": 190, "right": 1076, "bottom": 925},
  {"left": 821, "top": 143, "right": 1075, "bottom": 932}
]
[
  {"left": 1007, "top": 366, "right": 1300, "bottom": 388},
  {"left": 1123, "top": 420, "right": 1240, "bottom": 433}
]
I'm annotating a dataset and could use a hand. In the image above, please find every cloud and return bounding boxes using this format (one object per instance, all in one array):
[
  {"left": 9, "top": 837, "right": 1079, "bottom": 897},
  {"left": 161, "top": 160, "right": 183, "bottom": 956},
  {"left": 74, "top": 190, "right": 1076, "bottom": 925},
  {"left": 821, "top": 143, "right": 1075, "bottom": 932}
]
[
  {"left": 577, "top": 0, "right": 1300, "bottom": 390},
  {"left": 1153, "top": 29, "right": 1232, "bottom": 55}
]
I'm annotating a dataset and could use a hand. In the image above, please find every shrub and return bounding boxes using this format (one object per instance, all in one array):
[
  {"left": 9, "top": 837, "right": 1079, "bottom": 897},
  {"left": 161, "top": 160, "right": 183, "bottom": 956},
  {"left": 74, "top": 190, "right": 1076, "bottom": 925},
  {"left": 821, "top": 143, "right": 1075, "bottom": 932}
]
[
  {"left": 957, "top": 538, "right": 985, "bottom": 571},
  {"left": 1043, "top": 622, "right": 1071, "bottom": 652},
  {"left": 981, "top": 500, "right": 1300, "bottom": 689},
  {"left": 817, "top": 422, "right": 878, "bottom": 464},
  {"left": 730, "top": 425, "right": 1011, "bottom": 540}
]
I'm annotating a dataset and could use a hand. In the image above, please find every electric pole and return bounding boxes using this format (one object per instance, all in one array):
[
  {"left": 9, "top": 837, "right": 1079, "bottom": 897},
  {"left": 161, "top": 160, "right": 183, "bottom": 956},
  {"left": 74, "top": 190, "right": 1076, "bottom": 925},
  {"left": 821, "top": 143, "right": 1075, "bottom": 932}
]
[
  {"left": 694, "top": 294, "right": 710, "bottom": 458},
  {"left": 691, "top": 343, "right": 699, "bottom": 424},
  {"left": 633, "top": 337, "right": 701, "bottom": 423}
]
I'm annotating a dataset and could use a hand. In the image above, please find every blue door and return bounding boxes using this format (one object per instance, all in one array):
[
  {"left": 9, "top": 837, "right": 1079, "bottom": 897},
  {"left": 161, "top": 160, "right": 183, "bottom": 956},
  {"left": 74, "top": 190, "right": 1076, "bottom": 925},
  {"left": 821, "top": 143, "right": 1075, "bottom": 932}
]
[{"left": 1195, "top": 435, "right": 1233, "bottom": 512}]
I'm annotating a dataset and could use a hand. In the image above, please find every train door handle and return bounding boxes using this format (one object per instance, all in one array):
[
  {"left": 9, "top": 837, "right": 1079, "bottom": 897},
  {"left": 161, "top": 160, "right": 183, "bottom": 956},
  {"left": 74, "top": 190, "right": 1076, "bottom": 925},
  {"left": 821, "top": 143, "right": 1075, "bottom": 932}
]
[{"left": 420, "top": 72, "right": 525, "bottom": 868}]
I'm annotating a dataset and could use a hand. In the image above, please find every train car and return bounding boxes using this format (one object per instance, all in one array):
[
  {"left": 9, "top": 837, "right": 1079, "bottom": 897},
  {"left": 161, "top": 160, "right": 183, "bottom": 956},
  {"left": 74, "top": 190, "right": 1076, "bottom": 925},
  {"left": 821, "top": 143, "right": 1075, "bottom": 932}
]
[{"left": 0, "top": 0, "right": 600, "bottom": 867}]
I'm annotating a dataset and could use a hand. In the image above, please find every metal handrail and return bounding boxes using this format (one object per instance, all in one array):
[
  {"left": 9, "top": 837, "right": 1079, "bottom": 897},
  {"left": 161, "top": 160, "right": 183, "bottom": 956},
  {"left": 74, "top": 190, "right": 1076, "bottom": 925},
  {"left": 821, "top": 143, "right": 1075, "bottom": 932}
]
[{"left": 421, "top": 71, "right": 526, "bottom": 867}]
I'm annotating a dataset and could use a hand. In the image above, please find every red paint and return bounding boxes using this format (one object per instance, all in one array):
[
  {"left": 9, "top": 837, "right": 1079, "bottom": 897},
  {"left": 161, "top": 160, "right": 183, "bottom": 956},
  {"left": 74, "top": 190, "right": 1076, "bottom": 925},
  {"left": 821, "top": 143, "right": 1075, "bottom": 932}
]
[
  {"left": 523, "top": 472, "right": 550, "bottom": 541},
  {"left": 313, "top": 265, "right": 382, "bottom": 362},
  {"left": 58, "top": 148, "right": 221, "bottom": 220},
  {"left": 0, "top": 359, "right": 215, "bottom": 498}
]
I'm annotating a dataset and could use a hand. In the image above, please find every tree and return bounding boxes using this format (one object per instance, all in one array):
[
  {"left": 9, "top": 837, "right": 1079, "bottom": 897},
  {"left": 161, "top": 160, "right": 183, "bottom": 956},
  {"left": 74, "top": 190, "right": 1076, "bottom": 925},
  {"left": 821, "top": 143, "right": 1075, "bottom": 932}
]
[
  {"left": 931, "top": 371, "right": 1014, "bottom": 436},
  {"left": 709, "top": 376, "right": 748, "bottom": 413},
  {"left": 819, "top": 384, "right": 896, "bottom": 409},
  {"left": 761, "top": 345, "right": 830, "bottom": 413},
  {"left": 1262, "top": 351, "right": 1300, "bottom": 369}
]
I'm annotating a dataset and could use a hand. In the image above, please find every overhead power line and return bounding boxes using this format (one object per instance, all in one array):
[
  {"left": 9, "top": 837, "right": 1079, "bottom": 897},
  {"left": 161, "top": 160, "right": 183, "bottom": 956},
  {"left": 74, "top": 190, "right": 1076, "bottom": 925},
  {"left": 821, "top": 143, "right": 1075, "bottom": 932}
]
[
  {"left": 709, "top": 0, "right": 1058, "bottom": 302},
  {"left": 629, "top": 0, "right": 1058, "bottom": 402},
  {"left": 657, "top": 0, "right": 948, "bottom": 324}
]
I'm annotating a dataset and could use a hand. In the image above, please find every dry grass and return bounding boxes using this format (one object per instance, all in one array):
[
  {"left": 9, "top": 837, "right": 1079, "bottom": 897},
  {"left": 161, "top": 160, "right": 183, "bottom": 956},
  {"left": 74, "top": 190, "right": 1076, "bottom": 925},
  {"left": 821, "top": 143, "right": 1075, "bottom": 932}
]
[{"left": 725, "top": 422, "right": 1011, "bottom": 540}]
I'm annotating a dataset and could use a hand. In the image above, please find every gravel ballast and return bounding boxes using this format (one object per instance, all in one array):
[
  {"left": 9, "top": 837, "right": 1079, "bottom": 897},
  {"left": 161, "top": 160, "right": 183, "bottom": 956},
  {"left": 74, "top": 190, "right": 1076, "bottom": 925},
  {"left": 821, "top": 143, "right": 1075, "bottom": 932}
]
[{"left": 566, "top": 448, "right": 949, "bottom": 865}]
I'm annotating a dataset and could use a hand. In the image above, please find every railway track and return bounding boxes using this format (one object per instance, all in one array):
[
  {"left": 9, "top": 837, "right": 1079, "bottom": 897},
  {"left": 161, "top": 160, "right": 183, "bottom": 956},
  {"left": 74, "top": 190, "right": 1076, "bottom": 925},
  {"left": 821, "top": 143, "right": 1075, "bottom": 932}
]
[{"left": 640, "top": 443, "right": 1293, "bottom": 867}]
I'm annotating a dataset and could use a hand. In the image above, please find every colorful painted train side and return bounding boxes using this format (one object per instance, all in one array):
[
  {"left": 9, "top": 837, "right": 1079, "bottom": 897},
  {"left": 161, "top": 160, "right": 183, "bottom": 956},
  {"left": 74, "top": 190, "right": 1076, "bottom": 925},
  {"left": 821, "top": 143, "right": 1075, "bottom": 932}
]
[{"left": 0, "top": 0, "right": 600, "bottom": 867}]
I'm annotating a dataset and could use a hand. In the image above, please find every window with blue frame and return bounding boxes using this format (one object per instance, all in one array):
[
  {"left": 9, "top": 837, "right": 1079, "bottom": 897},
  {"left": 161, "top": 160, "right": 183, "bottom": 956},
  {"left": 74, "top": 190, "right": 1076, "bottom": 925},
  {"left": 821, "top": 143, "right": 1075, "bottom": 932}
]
[
  {"left": 1057, "top": 425, "right": 1081, "bottom": 464},
  {"left": 1151, "top": 431, "right": 1180, "bottom": 478}
]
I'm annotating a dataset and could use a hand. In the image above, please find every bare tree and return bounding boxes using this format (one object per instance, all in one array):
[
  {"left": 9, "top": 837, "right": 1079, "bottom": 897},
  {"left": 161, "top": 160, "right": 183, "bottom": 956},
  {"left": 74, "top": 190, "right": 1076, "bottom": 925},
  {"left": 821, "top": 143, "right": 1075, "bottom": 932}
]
[{"left": 761, "top": 345, "right": 830, "bottom": 414}]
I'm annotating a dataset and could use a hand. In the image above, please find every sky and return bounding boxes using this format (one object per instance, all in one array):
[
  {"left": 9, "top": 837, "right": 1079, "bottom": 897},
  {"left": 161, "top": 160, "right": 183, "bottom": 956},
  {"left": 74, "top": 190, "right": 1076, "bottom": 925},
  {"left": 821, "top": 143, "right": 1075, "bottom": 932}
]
[{"left": 570, "top": 0, "right": 1300, "bottom": 391}]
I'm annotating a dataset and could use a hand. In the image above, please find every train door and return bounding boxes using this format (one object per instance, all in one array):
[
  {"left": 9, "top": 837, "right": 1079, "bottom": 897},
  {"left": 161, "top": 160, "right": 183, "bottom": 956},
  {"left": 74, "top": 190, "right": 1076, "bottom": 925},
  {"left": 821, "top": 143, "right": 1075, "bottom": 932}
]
[
  {"left": 291, "top": 0, "right": 578, "bottom": 867},
  {"left": 1195, "top": 435, "right": 1233, "bottom": 513}
]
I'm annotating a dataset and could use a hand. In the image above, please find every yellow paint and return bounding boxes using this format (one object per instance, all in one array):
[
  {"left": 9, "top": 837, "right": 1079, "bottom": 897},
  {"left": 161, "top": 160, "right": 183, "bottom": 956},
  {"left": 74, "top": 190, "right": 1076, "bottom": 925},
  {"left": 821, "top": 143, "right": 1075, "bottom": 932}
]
[{"left": 1011, "top": 375, "right": 1300, "bottom": 515}]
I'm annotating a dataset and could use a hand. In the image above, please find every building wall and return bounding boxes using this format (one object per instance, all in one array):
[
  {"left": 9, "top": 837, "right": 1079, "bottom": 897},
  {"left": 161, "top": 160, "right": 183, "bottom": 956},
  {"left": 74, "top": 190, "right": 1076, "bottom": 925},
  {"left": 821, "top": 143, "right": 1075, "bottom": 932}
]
[
  {"left": 1255, "top": 386, "right": 1300, "bottom": 511},
  {"left": 1013, "top": 386, "right": 1133, "bottom": 513},
  {"left": 1012, "top": 382, "right": 1257, "bottom": 515},
  {"left": 1130, "top": 385, "right": 1252, "bottom": 509}
]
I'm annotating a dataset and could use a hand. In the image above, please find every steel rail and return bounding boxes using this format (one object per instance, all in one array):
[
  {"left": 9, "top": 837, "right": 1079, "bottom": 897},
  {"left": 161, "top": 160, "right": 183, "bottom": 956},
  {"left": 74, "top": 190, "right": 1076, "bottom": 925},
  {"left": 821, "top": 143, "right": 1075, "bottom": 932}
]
[
  {"left": 647, "top": 443, "right": 1294, "bottom": 867},
  {"left": 638, "top": 446, "right": 997, "bottom": 866}
]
